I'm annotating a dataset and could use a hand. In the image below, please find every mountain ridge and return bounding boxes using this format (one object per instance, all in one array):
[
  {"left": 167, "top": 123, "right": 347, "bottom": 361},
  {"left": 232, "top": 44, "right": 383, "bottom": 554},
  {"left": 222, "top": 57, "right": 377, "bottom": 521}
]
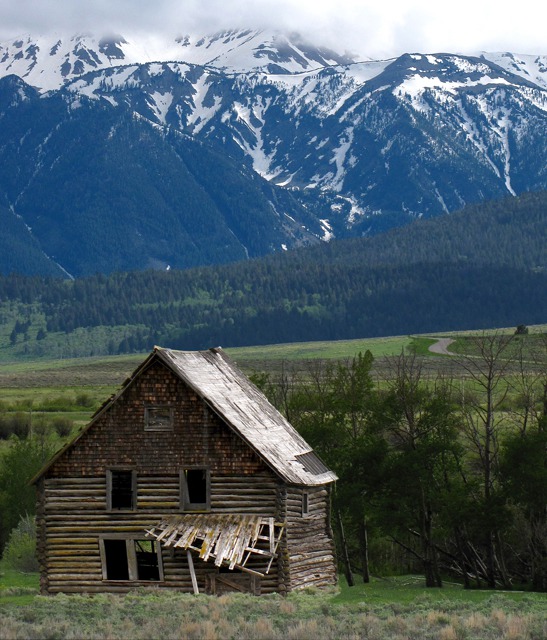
[{"left": 0, "top": 29, "right": 546, "bottom": 277}]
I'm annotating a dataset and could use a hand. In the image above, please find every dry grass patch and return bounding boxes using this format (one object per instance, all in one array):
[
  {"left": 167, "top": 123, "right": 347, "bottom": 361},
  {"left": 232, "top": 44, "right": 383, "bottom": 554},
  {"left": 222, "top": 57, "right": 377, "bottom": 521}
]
[{"left": 0, "top": 578, "right": 546, "bottom": 639}]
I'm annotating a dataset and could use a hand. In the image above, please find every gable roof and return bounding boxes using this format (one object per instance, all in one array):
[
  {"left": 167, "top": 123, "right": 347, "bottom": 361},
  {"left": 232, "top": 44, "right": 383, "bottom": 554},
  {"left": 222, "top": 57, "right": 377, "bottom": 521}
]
[{"left": 33, "top": 347, "right": 337, "bottom": 486}]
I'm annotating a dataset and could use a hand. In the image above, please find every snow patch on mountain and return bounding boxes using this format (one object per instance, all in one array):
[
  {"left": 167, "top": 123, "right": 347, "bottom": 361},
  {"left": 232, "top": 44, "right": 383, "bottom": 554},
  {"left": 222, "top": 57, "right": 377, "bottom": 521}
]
[
  {"left": 231, "top": 97, "right": 282, "bottom": 180},
  {"left": 149, "top": 91, "right": 173, "bottom": 124},
  {"left": 319, "top": 219, "right": 334, "bottom": 241},
  {"left": 480, "top": 52, "right": 547, "bottom": 90},
  {"left": 187, "top": 73, "right": 222, "bottom": 134},
  {"left": 329, "top": 128, "right": 355, "bottom": 191}
]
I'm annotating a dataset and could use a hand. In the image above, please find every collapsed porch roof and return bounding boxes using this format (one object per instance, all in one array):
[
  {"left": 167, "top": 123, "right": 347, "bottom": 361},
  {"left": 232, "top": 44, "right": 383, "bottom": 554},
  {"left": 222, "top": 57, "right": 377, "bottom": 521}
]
[{"left": 146, "top": 513, "right": 285, "bottom": 577}]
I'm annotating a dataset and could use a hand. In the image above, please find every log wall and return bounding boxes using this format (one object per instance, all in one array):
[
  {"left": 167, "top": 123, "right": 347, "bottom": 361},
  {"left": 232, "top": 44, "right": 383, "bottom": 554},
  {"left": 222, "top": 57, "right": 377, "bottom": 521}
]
[
  {"left": 37, "top": 472, "right": 282, "bottom": 594},
  {"left": 283, "top": 486, "right": 337, "bottom": 590}
]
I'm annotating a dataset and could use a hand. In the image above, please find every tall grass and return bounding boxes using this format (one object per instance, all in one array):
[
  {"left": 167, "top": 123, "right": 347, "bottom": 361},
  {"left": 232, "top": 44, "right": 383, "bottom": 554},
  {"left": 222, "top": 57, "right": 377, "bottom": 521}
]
[{"left": 0, "top": 579, "right": 545, "bottom": 640}]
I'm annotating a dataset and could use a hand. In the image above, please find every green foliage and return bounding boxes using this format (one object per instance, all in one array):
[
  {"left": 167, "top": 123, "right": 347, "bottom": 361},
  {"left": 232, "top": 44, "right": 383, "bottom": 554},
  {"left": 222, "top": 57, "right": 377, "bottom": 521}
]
[
  {"left": 0, "top": 436, "right": 54, "bottom": 551},
  {"left": 258, "top": 334, "right": 547, "bottom": 591},
  {"left": 1, "top": 515, "right": 38, "bottom": 573},
  {"left": 0, "top": 412, "right": 29, "bottom": 440},
  {"left": 500, "top": 419, "right": 547, "bottom": 591}
]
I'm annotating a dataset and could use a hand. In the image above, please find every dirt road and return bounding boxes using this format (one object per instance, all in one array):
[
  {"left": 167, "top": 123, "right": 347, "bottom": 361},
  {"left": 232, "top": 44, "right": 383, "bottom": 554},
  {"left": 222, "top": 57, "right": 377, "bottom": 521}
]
[{"left": 428, "top": 338, "right": 455, "bottom": 355}]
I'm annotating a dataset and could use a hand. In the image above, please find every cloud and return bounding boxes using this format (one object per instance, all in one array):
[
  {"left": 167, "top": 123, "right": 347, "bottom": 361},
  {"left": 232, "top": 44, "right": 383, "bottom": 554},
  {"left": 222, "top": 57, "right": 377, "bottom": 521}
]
[{"left": 0, "top": 0, "right": 545, "bottom": 57}]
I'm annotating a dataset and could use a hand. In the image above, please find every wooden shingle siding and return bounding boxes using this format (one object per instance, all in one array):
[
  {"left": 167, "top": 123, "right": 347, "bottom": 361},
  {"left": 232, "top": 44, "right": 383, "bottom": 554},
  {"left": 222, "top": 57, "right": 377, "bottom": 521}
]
[{"left": 48, "top": 361, "right": 267, "bottom": 478}]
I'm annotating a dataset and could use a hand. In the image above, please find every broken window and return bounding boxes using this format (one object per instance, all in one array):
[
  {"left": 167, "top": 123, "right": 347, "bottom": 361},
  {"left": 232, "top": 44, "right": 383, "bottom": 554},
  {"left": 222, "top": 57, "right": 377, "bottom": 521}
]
[
  {"left": 107, "top": 469, "right": 136, "bottom": 510},
  {"left": 181, "top": 468, "right": 210, "bottom": 511},
  {"left": 144, "top": 406, "right": 174, "bottom": 432},
  {"left": 101, "top": 538, "right": 162, "bottom": 581},
  {"left": 134, "top": 540, "right": 160, "bottom": 581}
]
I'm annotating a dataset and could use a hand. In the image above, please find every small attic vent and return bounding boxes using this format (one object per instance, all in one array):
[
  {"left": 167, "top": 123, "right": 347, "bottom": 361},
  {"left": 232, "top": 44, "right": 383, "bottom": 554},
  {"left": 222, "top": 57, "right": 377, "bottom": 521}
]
[{"left": 295, "top": 452, "right": 330, "bottom": 476}]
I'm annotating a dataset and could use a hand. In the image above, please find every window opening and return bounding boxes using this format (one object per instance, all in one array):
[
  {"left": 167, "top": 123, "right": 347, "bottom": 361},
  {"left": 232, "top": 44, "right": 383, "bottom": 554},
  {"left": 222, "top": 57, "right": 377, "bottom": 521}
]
[
  {"left": 109, "top": 470, "right": 134, "bottom": 510},
  {"left": 101, "top": 538, "right": 163, "bottom": 581},
  {"left": 103, "top": 539, "right": 129, "bottom": 580},
  {"left": 302, "top": 491, "right": 309, "bottom": 517},
  {"left": 181, "top": 468, "right": 210, "bottom": 511},
  {"left": 187, "top": 469, "right": 207, "bottom": 504},
  {"left": 134, "top": 540, "right": 160, "bottom": 581}
]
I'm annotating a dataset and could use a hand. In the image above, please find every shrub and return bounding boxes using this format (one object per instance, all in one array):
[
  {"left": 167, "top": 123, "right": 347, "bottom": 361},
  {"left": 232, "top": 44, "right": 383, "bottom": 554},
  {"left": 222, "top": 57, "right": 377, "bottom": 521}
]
[
  {"left": 53, "top": 417, "right": 74, "bottom": 438},
  {"left": 0, "top": 413, "right": 29, "bottom": 440},
  {"left": 2, "top": 515, "right": 39, "bottom": 573},
  {"left": 75, "top": 392, "right": 94, "bottom": 408},
  {"left": 0, "top": 436, "right": 54, "bottom": 550}
]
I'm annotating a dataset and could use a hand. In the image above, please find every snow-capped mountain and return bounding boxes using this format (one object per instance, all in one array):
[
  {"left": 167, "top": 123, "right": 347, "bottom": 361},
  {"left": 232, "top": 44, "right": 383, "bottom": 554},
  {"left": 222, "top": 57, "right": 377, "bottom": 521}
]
[
  {"left": 479, "top": 51, "right": 547, "bottom": 90},
  {"left": 0, "top": 30, "right": 356, "bottom": 90},
  {"left": 0, "top": 29, "right": 546, "bottom": 277}
]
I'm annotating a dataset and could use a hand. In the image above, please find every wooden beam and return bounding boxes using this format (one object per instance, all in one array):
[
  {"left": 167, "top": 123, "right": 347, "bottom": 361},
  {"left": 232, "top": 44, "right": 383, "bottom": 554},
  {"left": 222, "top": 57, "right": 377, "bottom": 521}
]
[{"left": 187, "top": 550, "right": 199, "bottom": 595}]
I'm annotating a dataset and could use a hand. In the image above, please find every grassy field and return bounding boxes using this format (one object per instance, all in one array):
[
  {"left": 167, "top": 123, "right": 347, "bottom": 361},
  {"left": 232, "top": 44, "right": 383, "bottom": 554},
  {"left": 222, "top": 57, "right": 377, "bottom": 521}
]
[
  {"left": 1, "top": 566, "right": 546, "bottom": 640},
  {"left": 0, "top": 327, "right": 544, "bottom": 425},
  {"left": 227, "top": 335, "right": 421, "bottom": 361},
  {"left": 0, "top": 335, "right": 430, "bottom": 398}
]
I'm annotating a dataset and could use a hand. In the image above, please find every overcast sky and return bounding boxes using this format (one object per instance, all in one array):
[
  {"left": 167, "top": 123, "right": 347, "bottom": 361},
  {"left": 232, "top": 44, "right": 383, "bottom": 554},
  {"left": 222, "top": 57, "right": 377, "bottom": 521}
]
[{"left": 0, "top": 0, "right": 545, "bottom": 58}]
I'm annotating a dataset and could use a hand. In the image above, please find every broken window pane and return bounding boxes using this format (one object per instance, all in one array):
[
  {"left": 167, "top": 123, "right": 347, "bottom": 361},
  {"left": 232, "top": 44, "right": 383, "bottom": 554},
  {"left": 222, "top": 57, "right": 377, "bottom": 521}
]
[
  {"left": 134, "top": 540, "right": 160, "bottom": 581},
  {"left": 145, "top": 406, "right": 174, "bottom": 431}
]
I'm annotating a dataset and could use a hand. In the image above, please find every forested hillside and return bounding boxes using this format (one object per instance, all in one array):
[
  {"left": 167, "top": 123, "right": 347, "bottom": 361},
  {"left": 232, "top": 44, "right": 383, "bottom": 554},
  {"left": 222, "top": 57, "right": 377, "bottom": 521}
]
[{"left": 1, "top": 192, "right": 546, "bottom": 359}]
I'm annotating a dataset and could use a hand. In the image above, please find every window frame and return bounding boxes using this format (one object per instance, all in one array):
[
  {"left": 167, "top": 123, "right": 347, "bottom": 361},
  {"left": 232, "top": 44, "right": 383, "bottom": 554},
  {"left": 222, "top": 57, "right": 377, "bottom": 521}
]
[
  {"left": 180, "top": 467, "right": 211, "bottom": 512},
  {"left": 99, "top": 534, "right": 164, "bottom": 582},
  {"left": 144, "top": 405, "right": 174, "bottom": 432},
  {"left": 106, "top": 468, "right": 137, "bottom": 511}
]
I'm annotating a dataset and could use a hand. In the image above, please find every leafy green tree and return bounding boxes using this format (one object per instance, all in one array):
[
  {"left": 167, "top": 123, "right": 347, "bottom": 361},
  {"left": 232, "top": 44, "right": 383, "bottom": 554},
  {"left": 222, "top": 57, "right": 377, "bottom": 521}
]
[
  {"left": 282, "top": 352, "right": 378, "bottom": 583},
  {"left": 369, "top": 352, "right": 462, "bottom": 587},
  {"left": 2, "top": 514, "right": 39, "bottom": 572},
  {"left": 500, "top": 419, "right": 547, "bottom": 591},
  {"left": 500, "top": 334, "right": 547, "bottom": 591},
  {"left": 0, "top": 436, "right": 54, "bottom": 552}
]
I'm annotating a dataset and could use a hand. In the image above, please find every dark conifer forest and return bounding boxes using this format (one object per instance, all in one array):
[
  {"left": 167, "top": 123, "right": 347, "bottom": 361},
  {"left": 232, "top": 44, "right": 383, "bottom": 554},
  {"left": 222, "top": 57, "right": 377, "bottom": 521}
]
[{"left": 1, "top": 191, "right": 546, "bottom": 358}]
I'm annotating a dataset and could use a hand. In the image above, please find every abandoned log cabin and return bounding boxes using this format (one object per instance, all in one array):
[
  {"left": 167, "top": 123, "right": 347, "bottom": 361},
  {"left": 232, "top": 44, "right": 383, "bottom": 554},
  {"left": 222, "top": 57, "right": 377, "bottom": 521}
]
[{"left": 32, "top": 347, "right": 338, "bottom": 595}]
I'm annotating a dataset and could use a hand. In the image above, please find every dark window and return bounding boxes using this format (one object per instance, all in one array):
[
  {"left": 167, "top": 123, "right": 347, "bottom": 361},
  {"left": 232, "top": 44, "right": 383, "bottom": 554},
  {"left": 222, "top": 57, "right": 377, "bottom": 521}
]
[
  {"left": 134, "top": 540, "right": 160, "bottom": 581},
  {"left": 107, "top": 470, "right": 135, "bottom": 510},
  {"left": 302, "top": 491, "right": 309, "bottom": 517},
  {"left": 145, "top": 406, "right": 174, "bottom": 432},
  {"left": 101, "top": 538, "right": 162, "bottom": 581},
  {"left": 181, "top": 468, "right": 210, "bottom": 511},
  {"left": 103, "top": 539, "right": 130, "bottom": 580}
]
